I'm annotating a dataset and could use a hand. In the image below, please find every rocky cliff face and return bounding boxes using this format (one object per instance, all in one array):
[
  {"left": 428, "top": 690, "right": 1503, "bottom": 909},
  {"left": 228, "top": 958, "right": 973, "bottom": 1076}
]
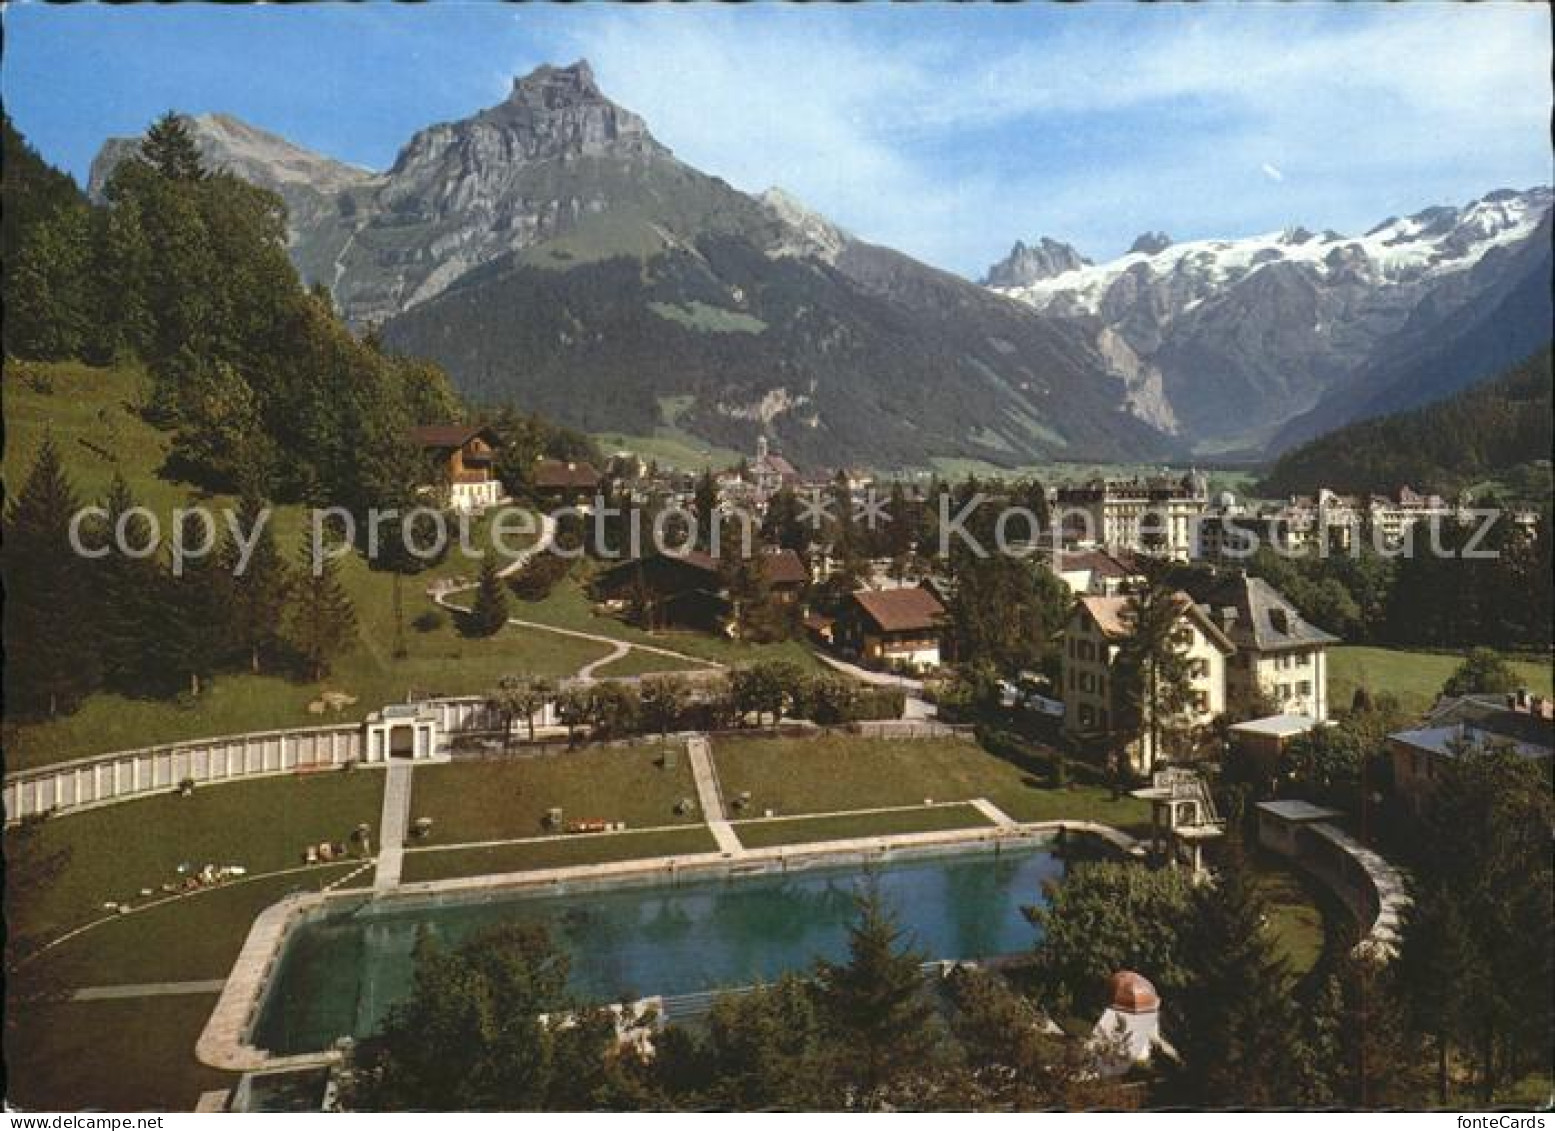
[
  {"left": 88, "top": 61, "right": 1174, "bottom": 468},
  {"left": 981, "top": 236, "right": 1090, "bottom": 287},
  {"left": 987, "top": 188, "right": 1553, "bottom": 454}
]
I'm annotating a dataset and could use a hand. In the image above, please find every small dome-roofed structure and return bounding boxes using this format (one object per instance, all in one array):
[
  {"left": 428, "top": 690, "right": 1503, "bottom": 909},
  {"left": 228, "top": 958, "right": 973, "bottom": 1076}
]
[{"left": 1108, "top": 970, "right": 1160, "bottom": 1014}]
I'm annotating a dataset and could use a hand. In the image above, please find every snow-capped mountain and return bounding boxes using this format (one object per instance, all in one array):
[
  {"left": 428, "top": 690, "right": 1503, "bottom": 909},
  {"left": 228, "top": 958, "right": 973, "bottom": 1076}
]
[{"left": 987, "top": 187, "right": 1553, "bottom": 453}]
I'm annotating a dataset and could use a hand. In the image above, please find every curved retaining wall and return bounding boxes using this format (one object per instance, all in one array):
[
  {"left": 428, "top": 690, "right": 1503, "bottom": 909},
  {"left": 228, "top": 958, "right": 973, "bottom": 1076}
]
[{"left": 1295, "top": 822, "right": 1411, "bottom": 960}]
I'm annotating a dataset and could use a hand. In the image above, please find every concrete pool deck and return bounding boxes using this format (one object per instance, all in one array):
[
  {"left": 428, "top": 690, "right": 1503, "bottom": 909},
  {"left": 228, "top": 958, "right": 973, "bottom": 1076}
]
[{"left": 193, "top": 816, "right": 1143, "bottom": 1071}]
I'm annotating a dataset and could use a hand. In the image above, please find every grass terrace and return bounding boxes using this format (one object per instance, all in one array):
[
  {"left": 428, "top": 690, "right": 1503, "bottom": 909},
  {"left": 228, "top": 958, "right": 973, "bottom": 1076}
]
[
  {"left": 6, "top": 770, "right": 385, "bottom": 943},
  {"left": 40, "top": 862, "right": 367, "bottom": 987},
  {"left": 400, "top": 827, "right": 720, "bottom": 883},
  {"left": 711, "top": 733, "right": 1152, "bottom": 835},
  {"left": 6, "top": 994, "right": 236, "bottom": 1112},
  {"left": 731, "top": 803, "right": 994, "bottom": 849},
  {"left": 508, "top": 574, "right": 822, "bottom": 673},
  {"left": 408, "top": 746, "right": 702, "bottom": 844}
]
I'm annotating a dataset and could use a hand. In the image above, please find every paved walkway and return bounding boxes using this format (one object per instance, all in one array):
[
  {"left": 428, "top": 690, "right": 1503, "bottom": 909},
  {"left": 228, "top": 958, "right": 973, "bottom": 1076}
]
[
  {"left": 815, "top": 653, "right": 936, "bottom": 720},
  {"left": 374, "top": 759, "right": 414, "bottom": 892},
  {"left": 969, "top": 797, "right": 1018, "bottom": 829},
  {"left": 73, "top": 979, "right": 226, "bottom": 1001},
  {"left": 685, "top": 735, "right": 743, "bottom": 855}
]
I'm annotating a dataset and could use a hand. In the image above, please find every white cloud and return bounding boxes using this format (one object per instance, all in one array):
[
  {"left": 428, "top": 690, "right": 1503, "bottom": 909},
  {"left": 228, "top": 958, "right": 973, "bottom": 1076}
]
[{"left": 528, "top": 4, "right": 1551, "bottom": 274}]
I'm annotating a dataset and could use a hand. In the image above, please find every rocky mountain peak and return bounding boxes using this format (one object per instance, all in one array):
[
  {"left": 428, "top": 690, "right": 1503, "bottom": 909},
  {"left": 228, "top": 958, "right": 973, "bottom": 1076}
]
[
  {"left": 1128, "top": 231, "right": 1173, "bottom": 256},
  {"left": 505, "top": 59, "right": 603, "bottom": 108},
  {"left": 981, "top": 236, "right": 1089, "bottom": 287}
]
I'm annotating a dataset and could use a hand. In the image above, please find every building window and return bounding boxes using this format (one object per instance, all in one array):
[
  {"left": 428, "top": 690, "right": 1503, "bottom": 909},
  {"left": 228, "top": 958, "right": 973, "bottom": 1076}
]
[{"left": 1297, "top": 681, "right": 1312, "bottom": 697}]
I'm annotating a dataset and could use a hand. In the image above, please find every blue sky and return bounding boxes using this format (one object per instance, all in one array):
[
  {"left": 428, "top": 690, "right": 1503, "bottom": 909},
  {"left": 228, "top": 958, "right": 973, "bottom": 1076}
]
[{"left": 4, "top": 2, "right": 1550, "bottom": 277}]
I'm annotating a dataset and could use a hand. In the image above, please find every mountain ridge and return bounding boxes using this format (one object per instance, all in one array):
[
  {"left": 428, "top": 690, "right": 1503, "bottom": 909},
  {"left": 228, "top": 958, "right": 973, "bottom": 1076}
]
[
  {"left": 987, "top": 186, "right": 1553, "bottom": 455},
  {"left": 86, "top": 62, "right": 1177, "bottom": 469}
]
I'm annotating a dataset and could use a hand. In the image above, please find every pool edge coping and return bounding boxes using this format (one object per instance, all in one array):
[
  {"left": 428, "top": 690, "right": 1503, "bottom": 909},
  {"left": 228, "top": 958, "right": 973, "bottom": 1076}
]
[{"left": 195, "top": 818, "right": 1142, "bottom": 1072}]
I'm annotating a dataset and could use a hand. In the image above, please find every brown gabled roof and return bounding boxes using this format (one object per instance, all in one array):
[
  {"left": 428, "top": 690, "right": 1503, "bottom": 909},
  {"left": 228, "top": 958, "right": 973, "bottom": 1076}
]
[
  {"left": 1076, "top": 591, "right": 1235, "bottom": 654},
  {"left": 533, "top": 459, "right": 603, "bottom": 489},
  {"left": 1057, "top": 549, "right": 1140, "bottom": 580},
  {"left": 851, "top": 586, "right": 946, "bottom": 634},
  {"left": 411, "top": 423, "right": 499, "bottom": 450},
  {"left": 759, "top": 548, "right": 808, "bottom": 586}
]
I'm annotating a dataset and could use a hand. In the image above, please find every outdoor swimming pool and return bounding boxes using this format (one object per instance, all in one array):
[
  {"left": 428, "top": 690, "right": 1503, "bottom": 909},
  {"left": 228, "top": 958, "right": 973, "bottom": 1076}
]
[{"left": 252, "top": 840, "right": 1082, "bottom": 1055}]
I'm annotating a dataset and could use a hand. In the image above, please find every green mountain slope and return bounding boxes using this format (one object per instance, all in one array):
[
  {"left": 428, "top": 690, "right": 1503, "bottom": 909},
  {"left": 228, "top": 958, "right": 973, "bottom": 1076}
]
[{"left": 1259, "top": 348, "right": 1553, "bottom": 499}]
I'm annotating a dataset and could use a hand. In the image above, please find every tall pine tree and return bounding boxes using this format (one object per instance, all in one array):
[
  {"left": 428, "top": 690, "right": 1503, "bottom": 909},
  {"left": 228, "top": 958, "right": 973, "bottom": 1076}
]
[
  {"left": 812, "top": 885, "right": 942, "bottom": 1100},
  {"left": 287, "top": 532, "right": 358, "bottom": 681},
  {"left": 222, "top": 492, "right": 291, "bottom": 674},
  {"left": 139, "top": 112, "right": 206, "bottom": 182},
  {"left": 465, "top": 558, "right": 510, "bottom": 637},
  {"left": 94, "top": 473, "right": 166, "bottom": 695},
  {"left": 161, "top": 512, "right": 229, "bottom": 698},
  {"left": 2, "top": 440, "right": 100, "bottom": 716},
  {"left": 1170, "top": 844, "right": 1308, "bottom": 1107}
]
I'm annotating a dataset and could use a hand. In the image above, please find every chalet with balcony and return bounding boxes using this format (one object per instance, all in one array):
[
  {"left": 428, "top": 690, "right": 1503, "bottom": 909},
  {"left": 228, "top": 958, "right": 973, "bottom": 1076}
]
[
  {"left": 411, "top": 424, "right": 504, "bottom": 513},
  {"left": 836, "top": 585, "right": 946, "bottom": 672}
]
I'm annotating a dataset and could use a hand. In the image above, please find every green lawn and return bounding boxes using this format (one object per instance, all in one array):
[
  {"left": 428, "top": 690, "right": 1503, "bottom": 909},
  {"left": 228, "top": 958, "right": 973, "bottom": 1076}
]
[
  {"left": 40, "top": 862, "right": 365, "bottom": 987},
  {"left": 409, "top": 748, "right": 702, "bottom": 844},
  {"left": 711, "top": 734, "right": 1152, "bottom": 834},
  {"left": 589, "top": 647, "right": 706, "bottom": 679},
  {"left": 401, "top": 827, "right": 719, "bottom": 882},
  {"left": 5, "top": 993, "right": 236, "bottom": 1112},
  {"left": 1250, "top": 852, "right": 1329, "bottom": 975},
  {"left": 731, "top": 804, "right": 993, "bottom": 850},
  {"left": 5, "top": 770, "right": 384, "bottom": 943},
  {"left": 1329, "top": 645, "right": 1553, "bottom": 717},
  {"left": 509, "top": 574, "right": 823, "bottom": 673}
]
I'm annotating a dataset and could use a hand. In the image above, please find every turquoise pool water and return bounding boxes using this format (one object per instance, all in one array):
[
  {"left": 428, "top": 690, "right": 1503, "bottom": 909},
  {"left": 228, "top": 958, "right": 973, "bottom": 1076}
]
[{"left": 252, "top": 842, "right": 1074, "bottom": 1054}]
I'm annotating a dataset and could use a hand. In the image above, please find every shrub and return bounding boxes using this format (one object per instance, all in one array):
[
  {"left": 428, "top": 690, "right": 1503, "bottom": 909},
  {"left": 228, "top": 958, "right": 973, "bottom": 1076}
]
[
  {"left": 509, "top": 551, "right": 571, "bottom": 602},
  {"left": 412, "top": 610, "right": 444, "bottom": 633}
]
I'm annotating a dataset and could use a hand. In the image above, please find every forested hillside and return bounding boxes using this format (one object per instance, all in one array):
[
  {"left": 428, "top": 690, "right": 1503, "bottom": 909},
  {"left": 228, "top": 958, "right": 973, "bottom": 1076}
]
[{"left": 1260, "top": 349, "right": 1552, "bottom": 500}]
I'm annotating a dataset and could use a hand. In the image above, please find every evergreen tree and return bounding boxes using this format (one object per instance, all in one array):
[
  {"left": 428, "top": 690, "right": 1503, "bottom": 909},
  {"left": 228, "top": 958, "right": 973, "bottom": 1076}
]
[
  {"left": 287, "top": 532, "right": 358, "bottom": 681},
  {"left": 222, "top": 492, "right": 291, "bottom": 674},
  {"left": 1111, "top": 582, "right": 1198, "bottom": 769},
  {"left": 1441, "top": 647, "right": 1522, "bottom": 698},
  {"left": 1399, "top": 746, "right": 1554, "bottom": 1103},
  {"left": 465, "top": 558, "right": 510, "bottom": 637},
  {"left": 160, "top": 512, "right": 228, "bottom": 698},
  {"left": 812, "top": 885, "right": 942, "bottom": 1099},
  {"left": 1171, "top": 844, "right": 1307, "bottom": 1107},
  {"left": 345, "top": 924, "right": 638, "bottom": 1111},
  {"left": 693, "top": 469, "right": 719, "bottom": 550},
  {"left": 5, "top": 199, "right": 93, "bottom": 360},
  {"left": 762, "top": 485, "right": 809, "bottom": 552},
  {"left": 139, "top": 111, "right": 206, "bottom": 182},
  {"left": 94, "top": 473, "right": 166, "bottom": 695},
  {"left": 2, "top": 440, "right": 100, "bottom": 716}
]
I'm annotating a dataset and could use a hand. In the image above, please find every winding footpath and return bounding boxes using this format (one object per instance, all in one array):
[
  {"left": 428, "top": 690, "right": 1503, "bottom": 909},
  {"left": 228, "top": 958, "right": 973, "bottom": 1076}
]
[{"left": 428, "top": 509, "right": 719, "bottom": 681}]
